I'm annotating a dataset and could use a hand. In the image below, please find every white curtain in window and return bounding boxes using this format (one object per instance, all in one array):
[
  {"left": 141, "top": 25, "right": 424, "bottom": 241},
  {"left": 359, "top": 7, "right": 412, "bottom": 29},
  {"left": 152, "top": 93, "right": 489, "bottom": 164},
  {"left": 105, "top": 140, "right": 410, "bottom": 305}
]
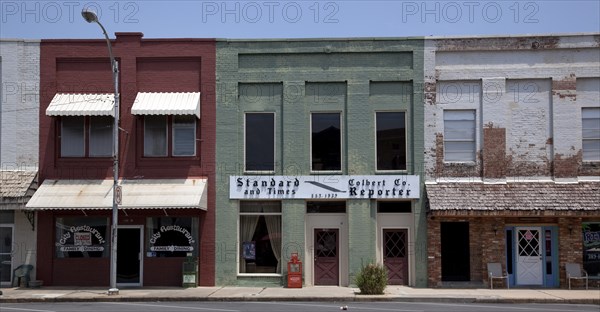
[
  {"left": 239, "top": 215, "right": 259, "bottom": 273},
  {"left": 264, "top": 215, "right": 282, "bottom": 273}
]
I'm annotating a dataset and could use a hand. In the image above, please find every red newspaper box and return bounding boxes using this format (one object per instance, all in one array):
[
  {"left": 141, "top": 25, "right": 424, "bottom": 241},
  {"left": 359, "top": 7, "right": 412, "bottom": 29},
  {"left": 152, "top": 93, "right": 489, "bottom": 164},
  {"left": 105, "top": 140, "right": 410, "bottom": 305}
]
[{"left": 287, "top": 252, "right": 302, "bottom": 288}]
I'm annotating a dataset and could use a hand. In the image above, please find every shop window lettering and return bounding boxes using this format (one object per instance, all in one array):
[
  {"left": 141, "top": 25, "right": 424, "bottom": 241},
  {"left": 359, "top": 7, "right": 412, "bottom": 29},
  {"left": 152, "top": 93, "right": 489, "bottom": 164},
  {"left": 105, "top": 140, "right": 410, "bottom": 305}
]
[
  {"left": 149, "top": 225, "right": 195, "bottom": 245},
  {"left": 582, "top": 223, "right": 600, "bottom": 276},
  {"left": 146, "top": 217, "right": 198, "bottom": 257},
  {"left": 55, "top": 218, "right": 109, "bottom": 258}
]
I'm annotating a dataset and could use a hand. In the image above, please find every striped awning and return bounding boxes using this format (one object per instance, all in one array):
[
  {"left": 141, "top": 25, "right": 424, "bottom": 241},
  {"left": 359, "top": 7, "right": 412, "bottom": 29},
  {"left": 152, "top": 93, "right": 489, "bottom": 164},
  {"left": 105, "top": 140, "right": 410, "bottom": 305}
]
[
  {"left": 46, "top": 94, "right": 115, "bottom": 116},
  {"left": 131, "top": 92, "right": 201, "bottom": 118},
  {"left": 25, "top": 179, "right": 208, "bottom": 210}
]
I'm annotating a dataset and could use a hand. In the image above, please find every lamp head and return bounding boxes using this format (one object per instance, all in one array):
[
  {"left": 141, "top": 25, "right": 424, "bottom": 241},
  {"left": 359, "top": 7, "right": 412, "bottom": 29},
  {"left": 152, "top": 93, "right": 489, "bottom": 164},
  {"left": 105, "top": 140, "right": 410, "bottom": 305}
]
[{"left": 81, "top": 9, "right": 98, "bottom": 23}]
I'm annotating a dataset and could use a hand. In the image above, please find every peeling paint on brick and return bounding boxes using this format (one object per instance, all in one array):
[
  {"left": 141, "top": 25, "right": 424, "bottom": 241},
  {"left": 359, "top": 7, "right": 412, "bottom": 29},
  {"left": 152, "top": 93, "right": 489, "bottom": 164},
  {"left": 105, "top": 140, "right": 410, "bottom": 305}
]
[
  {"left": 425, "top": 82, "right": 436, "bottom": 105},
  {"left": 483, "top": 128, "right": 506, "bottom": 179},
  {"left": 554, "top": 150, "right": 582, "bottom": 178},
  {"left": 435, "top": 36, "right": 560, "bottom": 52}
]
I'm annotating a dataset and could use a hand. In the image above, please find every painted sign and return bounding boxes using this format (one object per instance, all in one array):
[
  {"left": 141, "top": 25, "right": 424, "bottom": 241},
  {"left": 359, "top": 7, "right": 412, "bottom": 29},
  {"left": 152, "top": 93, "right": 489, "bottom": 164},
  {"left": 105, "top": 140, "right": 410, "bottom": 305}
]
[
  {"left": 55, "top": 225, "right": 106, "bottom": 252},
  {"left": 148, "top": 225, "right": 195, "bottom": 253},
  {"left": 229, "top": 175, "right": 420, "bottom": 199},
  {"left": 583, "top": 222, "right": 600, "bottom": 276}
]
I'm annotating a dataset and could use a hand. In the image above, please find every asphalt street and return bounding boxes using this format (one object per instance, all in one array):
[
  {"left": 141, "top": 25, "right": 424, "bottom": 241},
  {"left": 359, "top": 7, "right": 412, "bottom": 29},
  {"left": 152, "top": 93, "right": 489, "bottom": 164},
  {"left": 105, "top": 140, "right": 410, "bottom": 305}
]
[{"left": 1, "top": 301, "right": 599, "bottom": 312}]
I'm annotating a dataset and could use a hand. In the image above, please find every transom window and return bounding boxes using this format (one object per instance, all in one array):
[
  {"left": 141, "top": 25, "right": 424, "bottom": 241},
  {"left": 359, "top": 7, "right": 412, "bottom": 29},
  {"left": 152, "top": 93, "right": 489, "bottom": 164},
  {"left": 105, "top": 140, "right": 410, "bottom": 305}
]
[
  {"left": 60, "top": 116, "right": 113, "bottom": 158},
  {"left": 311, "top": 112, "right": 342, "bottom": 171},
  {"left": 376, "top": 112, "right": 406, "bottom": 170},
  {"left": 245, "top": 113, "right": 275, "bottom": 171},
  {"left": 582, "top": 107, "right": 600, "bottom": 161},
  {"left": 143, "top": 115, "right": 197, "bottom": 157},
  {"left": 444, "top": 110, "right": 476, "bottom": 162}
]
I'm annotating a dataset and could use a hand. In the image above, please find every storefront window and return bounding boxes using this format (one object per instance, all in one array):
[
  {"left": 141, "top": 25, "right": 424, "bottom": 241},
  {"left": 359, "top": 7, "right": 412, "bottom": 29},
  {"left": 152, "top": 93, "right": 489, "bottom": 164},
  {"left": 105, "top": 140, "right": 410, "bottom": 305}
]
[
  {"left": 146, "top": 217, "right": 198, "bottom": 257},
  {"left": 583, "top": 222, "right": 600, "bottom": 277},
  {"left": 239, "top": 201, "right": 281, "bottom": 274},
  {"left": 55, "top": 217, "right": 109, "bottom": 258}
]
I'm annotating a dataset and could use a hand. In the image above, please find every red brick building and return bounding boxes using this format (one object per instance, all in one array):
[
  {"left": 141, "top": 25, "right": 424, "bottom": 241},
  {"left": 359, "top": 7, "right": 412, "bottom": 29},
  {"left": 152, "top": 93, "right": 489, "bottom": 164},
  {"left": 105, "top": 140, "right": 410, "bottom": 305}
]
[{"left": 28, "top": 33, "right": 216, "bottom": 286}]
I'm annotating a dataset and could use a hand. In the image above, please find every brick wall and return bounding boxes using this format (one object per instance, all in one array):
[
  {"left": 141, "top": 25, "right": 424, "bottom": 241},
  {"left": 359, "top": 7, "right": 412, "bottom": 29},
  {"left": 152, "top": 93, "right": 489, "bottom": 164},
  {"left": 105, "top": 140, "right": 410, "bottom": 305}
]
[
  {"left": 216, "top": 39, "right": 426, "bottom": 286},
  {"left": 0, "top": 40, "right": 40, "bottom": 170}
]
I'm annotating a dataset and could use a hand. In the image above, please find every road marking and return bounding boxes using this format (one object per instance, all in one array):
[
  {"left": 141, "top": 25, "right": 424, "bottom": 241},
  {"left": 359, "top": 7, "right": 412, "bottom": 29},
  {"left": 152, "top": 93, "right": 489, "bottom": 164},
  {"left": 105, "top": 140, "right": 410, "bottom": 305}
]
[
  {"left": 397, "top": 302, "right": 594, "bottom": 312},
  {"left": 249, "top": 302, "right": 423, "bottom": 312},
  {"left": 0, "top": 307, "right": 56, "bottom": 312},
  {"left": 104, "top": 302, "right": 240, "bottom": 312}
]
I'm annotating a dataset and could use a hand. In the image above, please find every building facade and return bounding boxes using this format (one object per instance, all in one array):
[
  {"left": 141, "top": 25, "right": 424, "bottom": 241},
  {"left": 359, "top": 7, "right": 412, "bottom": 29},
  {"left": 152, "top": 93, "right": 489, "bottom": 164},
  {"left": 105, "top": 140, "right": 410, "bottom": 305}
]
[
  {"left": 28, "top": 33, "right": 216, "bottom": 286},
  {"left": 215, "top": 39, "right": 427, "bottom": 287},
  {"left": 423, "top": 34, "right": 600, "bottom": 288},
  {"left": 0, "top": 39, "right": 40, "bottom": 287}
]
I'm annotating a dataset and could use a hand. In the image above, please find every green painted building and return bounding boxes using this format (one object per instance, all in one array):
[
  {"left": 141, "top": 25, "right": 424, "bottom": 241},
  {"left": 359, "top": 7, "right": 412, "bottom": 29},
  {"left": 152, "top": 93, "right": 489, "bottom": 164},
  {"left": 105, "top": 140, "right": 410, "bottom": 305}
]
[{"left": 215, "top": 38, "right": 426, "bottom": 287}]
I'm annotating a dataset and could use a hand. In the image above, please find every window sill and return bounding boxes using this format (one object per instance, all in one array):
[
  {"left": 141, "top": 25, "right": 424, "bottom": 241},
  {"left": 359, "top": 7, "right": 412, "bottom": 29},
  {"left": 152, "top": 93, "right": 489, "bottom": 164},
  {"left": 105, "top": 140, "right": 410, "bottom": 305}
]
[
  {"left": 244, "top": 171, "right": 276, "bottom": 175},
  {"left": 375, "top": 170, "right": 409, "bottom": 174},
  {"left": 237, "top": 273, "right": 282, "bottom": 277},
  {"left": 310, "top": 171, "right": 343, "bottom": 175},
  {"left": 443, "top": 161, "right": 477, "bottom": 166}
]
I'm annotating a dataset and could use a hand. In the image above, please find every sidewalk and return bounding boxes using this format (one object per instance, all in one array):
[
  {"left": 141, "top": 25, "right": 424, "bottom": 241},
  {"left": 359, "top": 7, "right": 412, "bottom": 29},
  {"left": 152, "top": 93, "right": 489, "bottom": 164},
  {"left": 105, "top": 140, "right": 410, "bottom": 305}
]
[{"left": 1, "top": 286, "right": 599, "bottom": 304}]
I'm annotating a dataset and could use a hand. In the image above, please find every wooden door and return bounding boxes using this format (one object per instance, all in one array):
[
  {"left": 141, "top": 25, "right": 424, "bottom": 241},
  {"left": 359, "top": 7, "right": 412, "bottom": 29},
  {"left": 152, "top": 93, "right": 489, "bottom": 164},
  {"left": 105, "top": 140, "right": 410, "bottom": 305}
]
[
  {"left": 383, "top": 229, "right": 408, "bottom": 285},
  {"left": 314, "top": 229, "right": 339, "bottom": 285}
]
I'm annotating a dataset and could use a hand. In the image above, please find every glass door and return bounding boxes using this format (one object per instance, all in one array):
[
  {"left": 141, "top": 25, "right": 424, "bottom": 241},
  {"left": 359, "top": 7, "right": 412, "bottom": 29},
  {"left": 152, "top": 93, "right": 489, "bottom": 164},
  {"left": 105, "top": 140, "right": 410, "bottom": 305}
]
[{"left": 0, "top": 225, "right": 14, "bottom": 286}]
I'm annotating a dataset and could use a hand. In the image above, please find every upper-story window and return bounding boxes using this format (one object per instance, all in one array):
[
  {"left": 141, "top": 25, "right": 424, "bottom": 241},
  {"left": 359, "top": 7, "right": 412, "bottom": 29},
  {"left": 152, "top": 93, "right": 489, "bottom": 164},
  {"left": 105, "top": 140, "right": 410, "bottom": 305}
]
[
  {"left": 444, "top": 110, "right": 476, "bottom": 162},
  {"left": 311, "top": 112, "right": 342, "bottom": 171},
  {"left": 143, "top": 115, "right": 196, "bottom": 157},
  {"left": 582, "top": 107, "right": 600, "bottom": 161},
  {"left": 46, "top": 94, "right": 115, "bottom": 158},
  {"left": 133, "top": 92, "right": 201, "bottom": 158},
  {"left": 376, "top": 112, "right": 406, "bottom": 171},
  {"left": 60, "top": 116, "right": 113, "bottom": 158},
  {"left": 245, "top": 113, "right": 275, "bottom": 172}
]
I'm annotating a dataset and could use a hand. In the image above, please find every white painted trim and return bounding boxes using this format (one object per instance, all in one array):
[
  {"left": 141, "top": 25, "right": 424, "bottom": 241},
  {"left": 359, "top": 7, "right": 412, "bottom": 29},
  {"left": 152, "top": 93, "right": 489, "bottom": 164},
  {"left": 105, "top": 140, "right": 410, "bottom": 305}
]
[{"left": 116, "top": 225, "right": 144, "bottom": 287}]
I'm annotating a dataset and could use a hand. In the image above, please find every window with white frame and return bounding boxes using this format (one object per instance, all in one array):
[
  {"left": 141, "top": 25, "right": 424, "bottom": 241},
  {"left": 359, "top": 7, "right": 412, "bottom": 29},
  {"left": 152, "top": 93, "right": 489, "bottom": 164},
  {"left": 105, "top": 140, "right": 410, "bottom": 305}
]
[
  {"left": 311, "top": 112, "right": 342, "bottom": 171},
  {"left": 143, "top": 115, "right": 196, "bottom": 157},
  {"left": 444, "top": 110, "right": 476, "bottom": 162},
  {"left": 582, "top": 107, "right": 600, "bottom": 161},
  {"left": 61, "top": 116, "right": 113, "bottom": 158},
  {"left": 245, "top": 113, "right": 275, "bottom": 171},
  {"left": 376, "top": 112, "right": 406, "bottom": 170},
  {"left": 239, "top": 201, "right": 281, "bottom": 274}
]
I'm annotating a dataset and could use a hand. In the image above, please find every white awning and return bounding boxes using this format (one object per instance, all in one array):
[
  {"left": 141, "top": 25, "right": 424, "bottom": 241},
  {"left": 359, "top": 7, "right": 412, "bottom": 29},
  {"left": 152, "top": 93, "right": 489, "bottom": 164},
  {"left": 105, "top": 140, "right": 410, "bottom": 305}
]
[
  {"left": 131, "top": 92, "right": 201, "bottom": 118},
  {"left": 25, "top": 179, "right": 207, "bottom": 210},
  {"left": 46, "top": 94, "right": 115, "bottom": 116}
]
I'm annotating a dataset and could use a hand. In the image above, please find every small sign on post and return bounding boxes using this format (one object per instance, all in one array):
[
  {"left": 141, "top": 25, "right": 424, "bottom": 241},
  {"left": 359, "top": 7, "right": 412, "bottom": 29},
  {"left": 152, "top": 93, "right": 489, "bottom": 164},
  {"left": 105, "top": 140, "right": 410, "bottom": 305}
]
[{"left": 115, "top": 185, "right": 122, "bottom": 205}]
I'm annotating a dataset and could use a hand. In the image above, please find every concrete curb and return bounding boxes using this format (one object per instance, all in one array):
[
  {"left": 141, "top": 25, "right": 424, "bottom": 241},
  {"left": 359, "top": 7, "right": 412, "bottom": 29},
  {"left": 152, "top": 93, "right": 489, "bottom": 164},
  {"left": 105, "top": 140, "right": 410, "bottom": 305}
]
[{"left": 1, "top": 296, "right": 599, "bottom": 304}]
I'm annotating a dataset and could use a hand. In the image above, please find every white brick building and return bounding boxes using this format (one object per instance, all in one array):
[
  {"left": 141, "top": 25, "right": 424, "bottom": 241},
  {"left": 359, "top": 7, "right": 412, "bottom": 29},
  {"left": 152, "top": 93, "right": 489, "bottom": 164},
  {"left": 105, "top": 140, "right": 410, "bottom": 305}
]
[
  {"left": 0, "top": 39, "right": 40, "bottom": 286},
  {"left": 423, "top": 34, "right": 600, "bottom": 288}
]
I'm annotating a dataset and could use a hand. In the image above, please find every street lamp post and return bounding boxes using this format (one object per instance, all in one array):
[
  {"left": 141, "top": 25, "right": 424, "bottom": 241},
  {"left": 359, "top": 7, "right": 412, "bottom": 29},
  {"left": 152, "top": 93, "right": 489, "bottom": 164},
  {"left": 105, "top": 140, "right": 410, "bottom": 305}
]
[{"left": 81, "top": 8, "right": 120, "bottom": 295}]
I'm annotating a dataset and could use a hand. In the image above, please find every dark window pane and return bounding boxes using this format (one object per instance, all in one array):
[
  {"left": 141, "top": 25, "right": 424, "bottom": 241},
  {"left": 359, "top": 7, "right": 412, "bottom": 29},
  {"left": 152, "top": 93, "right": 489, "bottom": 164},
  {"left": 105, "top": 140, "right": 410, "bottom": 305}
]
[
  {"left": 89, "top": 116, "right": 113, "bottom": 157},
  {"left": 377, "top": 201, "right": 412, "bottom": 213},
  {"left": 146, "top": 217, "right": 198, "bottom": 257},
  {"left": 173, "top": 116, "right": 196, "bottom": 156},
  {"left": 144, "top": 116, "right": 167, "bottom": 157},
  {"left": 312, "top": 113, "right": 341, "bottom": 171},
  {"left": 61, "top": 116, "right": 85, "bottom": 157},
  {"left": 376, "top": 112, "right": 406, "bottom": 170},
  {"left": 307, "top": 201, "right": 346, "bottom": 213},
  {"left": 55, "top": 217, "right": 109, "bottom": 258},
  {"left": 245, "top": 113, "right": 275, "bottom": 171}
]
